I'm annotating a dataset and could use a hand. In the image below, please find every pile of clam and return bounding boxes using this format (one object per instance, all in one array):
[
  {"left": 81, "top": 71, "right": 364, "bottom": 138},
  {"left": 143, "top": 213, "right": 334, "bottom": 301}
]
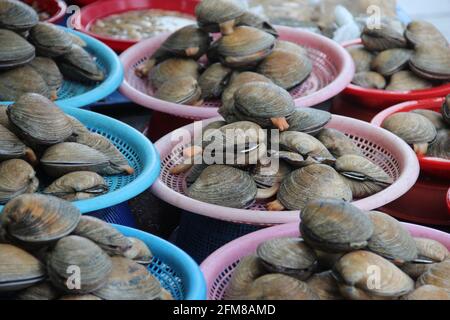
[
  {"left": 0, "top": 93, "right": 134, "bottom": 205},
  {"left": 170, "top": 85, "right": 393, "bottom": 211},
  {"left": 349, "top": 20, "right": 450, "bottom": 91},
  {"left": 0, "top": 194, "right": 172, "bottom": 300},
  {"left": 0, "top": 0, "right": 104, "bottom": 101},
  {"left": 381, "top": 96, "right": 450, "bottom": 159},
  {"left": 224, "top": 199, "right": 450, "bottom": 300},
  {"left": 135, "top": 0, "right": 313, "bottom": 107}
]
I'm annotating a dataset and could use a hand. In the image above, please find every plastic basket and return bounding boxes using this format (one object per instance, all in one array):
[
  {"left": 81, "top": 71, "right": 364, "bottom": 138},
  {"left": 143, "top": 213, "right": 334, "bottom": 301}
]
[
  {"left": 151, "top": 115, "right": 419, "bottom": 226},
  {"left": 0, "top": 27, "right": 123, "bottom": 109},
  {"left": 23, "top": 0, "right": 67, "bottom": 24},
  {"left": 0, "top": 106, "right": 161, "bottom": 214},
  {"left": 371, "top": 97, "right": 450, "bottom": 180},
  {"left": 447, "top": 188, "right": 450, "bottom": 214},
  {"left": 88, "top": 202, "right": 137, "bottom": 228},
  {"left": 341, "top": 40, "right": 450, "bottom": 110},
  {"left": 70, "top": 0, "right": 199, "bottom": 52},
  {"left": 120, "top": 26, "right": 355, "bottom": 120},
  {"left": 114, "top": 224, "right": 206, "bottom": 300},
  {"left": 200, "top": 222, "right": 450, "bottom": 300}
]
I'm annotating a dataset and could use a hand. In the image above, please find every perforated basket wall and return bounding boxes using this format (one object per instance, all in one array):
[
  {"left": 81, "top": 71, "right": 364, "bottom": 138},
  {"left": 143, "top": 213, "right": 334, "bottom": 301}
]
[
  {"left": 200, "top": 222, "right": 450, "bottom": 300},
  {"left": 120, "top": 26, "right": 354, "bottom": 120},
  {"left": 151, "top": 115, "right": 420, "bottom": 226}
]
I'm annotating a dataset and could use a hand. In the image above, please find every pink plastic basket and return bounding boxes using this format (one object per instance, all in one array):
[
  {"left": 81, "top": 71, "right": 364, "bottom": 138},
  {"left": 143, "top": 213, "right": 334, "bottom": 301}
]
[
  {"left": 150, "top": 115, "right": 420, "bottom": 226},
  {"left": 201, "top": 222, "right": 450, "bottom": 300},
  {"left": 119, "top": 26, "right": 355, "bottom": 120}
]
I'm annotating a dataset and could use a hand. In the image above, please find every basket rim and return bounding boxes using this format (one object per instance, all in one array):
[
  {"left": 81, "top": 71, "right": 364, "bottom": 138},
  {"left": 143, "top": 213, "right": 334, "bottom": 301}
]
[
  {"left": 0, "top": 27, "right": 124, "bottom": 109},
  {"left": 371, "top": 97, "right": 450, "bottom": 170},
  {"left": 119, "top": 26, "right": 355, "bottom": 119},
  {"left": 200, "top": 221, "right": 450, "bottom": 300},
  {"left": 45, "top": 0, "right": 67, "bottom": 23},
  {"left": 151, "top": 115, "right": 420, "bottom": 225},
  {"left": 113, "top": 224, "right": 207, "bottom": 300},
  {"left": 342, "top": 39, "right": 450, "bottom": 98},
  {"left": 0, "top": 106, "right": 161, "bottom": 214}
]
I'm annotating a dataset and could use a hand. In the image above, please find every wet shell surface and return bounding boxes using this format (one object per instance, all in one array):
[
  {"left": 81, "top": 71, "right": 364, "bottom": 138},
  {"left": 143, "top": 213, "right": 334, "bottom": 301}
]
[
  {"left": 158, "top": 25, "right": 211, "bottom": 60},
  {"left": 352, "top": 72, "right": 386, "bottom": 89},
  {"left": 154, "top": 76, "right": 202, "bottom": 105},
  {"left": 0, "top": 65, "right": 50, "bottom": 100},
  {"left": 347, "top": 47, "right": 374, "bottom": 73},
  {"left": 386, "top": 70, "right": 433, "bottom": 92},
  {"left": 361, "top": 24, "right": 407, "bottom": 52},
  {"left": 195, "top": 0, "right": 245, "bottom": 33},
  {"left": 123, "top": 237, "right": 153, "bottom": 265},
  {"left": 0, "top": 0, "right": 39, "bottom": 32},
  {"left": 58, "top": 44, "right": 104, "bottom": 82},
  {"left": 405, "top": 20, "right": 449, "bottom": 47},
  {"left": 306, "top": 271, "right": 343, "bottom": 300},
  {"left": 236, "top": 11, "right": 277, "bottom": 37},
  {"left": 317, "top": 128, "right": 362, "bottom": 158},
  {"left": 274, "top": 40, "right": 308, "bottom": 57},
  {"left": 412, "top": 109, "right": 447, "bottom": 131},
  {"left": 0, "top": 124, "right": 35, "bottom": 162},
  {"left": 198, "top": 63, "right": 232, "bottom": 99},
  {"left": 409, "top": 45, "right": 450, "bottom": 81},
  {"left": 287, "top": 109, "right": 332, "bottom": 136},
  {"left": 29, "top": 57, "right": 64, "bottom": 96},
  {"left": 0, "top": 29, "right": 35, "bottom": 69},
  {"left": 149, "top": 58, "right": 200, "bottom": 90},
  {"left": 417, "top": 260, "right": 450, "bottom": 291},
  {"left": 0, "top": 159, "right": 39, "bottom": 204},
  {"left": 29, "top": 22, "right": 72, "bottom": 57},
  {"left": 371, "top": 49, "right": 413, "bottom": 77},
  {"left": 427, "top": 129, "right": 450, "bottom": 160},
  {"left": 251, "top": 160, "right": 292, "bottom": 188}
]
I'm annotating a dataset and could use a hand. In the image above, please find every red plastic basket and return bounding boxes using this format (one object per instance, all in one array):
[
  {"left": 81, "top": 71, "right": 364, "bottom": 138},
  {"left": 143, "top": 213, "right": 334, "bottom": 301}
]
[
  {"left": 70, "top": 0, "right": 198, "bottom": 52},
  {"left": 120, "top": 26, "right": 355, "bottom": 120},
  {"left": 341, "top": 39, "right": 450, "bottom": 110},
  {"left": 24, "top": 0, "right": 67, "bottom": 24},
  {"left": 371, "top": 97, "right": 450, "bottom": 180},
  {"left": 151, "top": 115, "right": 419, "bottom": 226},
  {"left": 201, "top": 222, "right": 450, "bottom": 300}
]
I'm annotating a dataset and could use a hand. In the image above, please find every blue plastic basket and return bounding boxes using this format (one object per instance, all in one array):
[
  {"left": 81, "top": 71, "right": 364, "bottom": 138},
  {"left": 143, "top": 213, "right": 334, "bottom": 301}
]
[
  {"left": 114, "top": 224, "right": 206, "bottom": 300},
  {"left": 0, "top": 27, "right": 123, "bottom": 109},
  {"left": 88, "top": 202, "right": 137, "bottom": 228},
  {"left": 0, "top": 106, "right": 161, "bottom": 214}
]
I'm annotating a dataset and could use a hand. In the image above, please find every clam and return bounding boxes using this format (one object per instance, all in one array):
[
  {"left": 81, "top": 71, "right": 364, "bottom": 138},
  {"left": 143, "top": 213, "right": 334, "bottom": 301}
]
[
  {"left": 352, "top": 72, "right": 386, "bottom": 89},
  {"left": 185, "top": 164, "right": 209, "bottom": 185},
  {"left": 267, "top": 165, "right": 353, "bottom": 212},
  {"left": 47, "top": 235, "right": 112, "bottom": 294},
  {"left": 57, "top": 44, "right": 105, "bottom": 82},
  {"left": 335, "top": 155, "right": 394, "bottom": 198},
  {"left": 40, "top": 142, "right": 110, "bottom": 178},
  {"left": 29, "top": 22, "right": 72, "bottom": 57},
  {"left": 216, "top": 26, "right": 275, "bottom": 68},
  {"left": 7, "top": 93, "right": 73, "bottom": 146},
  {"left": 135, "top": 25, "right": 211, "bottom": 78},
  {"left": 402, "top": 285, "right": 450, "bottom": 300},
  {"left": 195, "top": 0, "right": 246, "bottom": 35},
  {"left": 287, "top": 109, "right": 331, "bottom": 136},
  {"left": 269, "top": 150, "right": 305, "bottom": 168},
  {"left": 29, "top": 57, "right": 63, "bottom": 100},
  {"left": 347, "top": 47, "right": 374, "bottom": 73},
  {"left": 274, "top": 40, "right": 308, "bottom": 58},
  {"left": 417, "top": 260, "right": 450, "bottom": 291},
  {"left": 123, "top": 237, "right": 153, "bottom": 265},
  {"left": 405, "top": 20, "right": 448, "bottom": 47},
  {"left": 0, "top": 124, "right": 37, "bottom": 163},
  {"left": 0, "top": 244, "right": 45, "bottom": 292},
  {"left": 317, "top": 128, "right": 362, "bottom": 158},
  {"left": 412, "top": 109, "right": 447, "bottom": 130},
  {"left": 72, "top": 216, "right": 132, "bottom": 256},
  {"left": 251, "top": 160, "right": 292, "bottom": 189},
  {"left": 93, "top": 257, "right": 166, "bottom": 300},
  {"left": 0, "top": 0, "right": 38, "bottom": 31},
  {"left": 59, "top": 294, "right": 102, "bottom": 300},
  {"left": 361, "top": 24, "right": 407, "bottom": 52},
  {"left": 300, "top": 199, "right": 373, "bottom": 253},
  {"left": 198, "top": 63, "right": 232, "bottom": 99},
  {"left": 16, "top": 281, "right": 60, "bottom": 300},
  {"left": 149, "top": 58, "right": 200, "bottom": 90},
  {"left": 67, "top": 33, "right": 87, "bottom": 48},
  {"left": 0, "top": 65, "right": 50, "bottom": 100},
  {"left": 306, "top": 271, "right": 343, "bottom": 300},
  {"left": 1, "top": 194, "right": 81, "bottom": 244},
  {"left": 315, "top": 250, "right": 344, "bottom": 271},
  {"left": 386, "top": 71, "right": 433, "bottom": 92},
  {"left": 371, "top": 49, "right": 413, "bottom": 77},
  {"left": 367, "top": 211, "right": 417, "bottom": 263},
  {"left": 187, "top": 165, "right": 257, "bottom": 208},
  {"left": 0, "top": 107, "right": 9, "bottom": 128},
  {"left": 43, "top": 171, "right": 108, "bottom": 201},
  {"left": 240, "top": 274, "right": 319, "bottom": 300},
  {"left": 74, "top": 132, "right": 134, "bottom": 175},
  {"left": 233, "top": 82, "right": 295, "bottom": 131},
  {"left": 236, "top": 11, "right": 278, "bottom": 37},
  {"left": 257, "top": 238, "right": 317, "bottom": 280},
  {"left": 0, "top": 159, "right": 39, "bottom": 204},
  {"left": 333, "top": 251, "right": 414, "bottom": 300},
  {"left": 409, "top": 45, "right": 450, "bottom": 81},
  {"left": 443, "top": 95, "right": 450, "bottom": 125},
  {"left": 66, "top": 115, "right": 90, "bottom": 136},
  {"left": 0, "top": 29, "right": 35, "bottom": 69},
  {"left": 224, "top": 255, "right": 266, "bottom": 300},
  {"left": 154, "top": 76, "right": 202, "bottom": 105},
  {"left": 382, "top": 112, "right": 437, "bottom": 155},
  {"left": 427, "top": 129, "right": 449, "bottom": 160}
]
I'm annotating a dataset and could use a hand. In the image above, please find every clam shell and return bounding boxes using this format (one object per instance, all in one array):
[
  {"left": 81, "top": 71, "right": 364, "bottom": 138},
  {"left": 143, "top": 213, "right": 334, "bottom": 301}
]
[
  {"left": 0, "top": 124, "right": 33, "bottom": 161},
  {"left": 48, "top": 235, "right": 112, "bottom": 294},
  {"left": 274, "top": 40, "right": 308, "bottom": 57},
  {"left": 347, "top": 47, "right": 374, "bottom": 73},
  {"left": 317, "top": 128, "right": 362, "bottom": 158},
  {"left": 155, "top": 76, "right": 202, "bottom": 105},
  {"left": 0, "top": 159, "right": 38, "bottom": 204},
  {"left": 405, "top": 20, "right": 449, "bottom": 47},
  {"left": 257, "top": 50, "right": 312, "bottom": 90},
  {"left": 402, "top": 285, "right": 450, "bottom": 300},
  {"left": 306, "top": 271, "right": 343, "bottom": 300},
  {"left": 300, "top": 199, "right": 373, "bottom": 253},
  {"left": 352, "top": 72, "right": 386, "bottom": 89},
  {"left": 371, "top": 49, "right": 413, "bottom": 77},
  {"left": 16, "top": 281, "right": 60, "bottom": 300},
  {"left": 0, "top": 65, "right": 50, "bottom": 100},
  {"left": 195, "top": 0, "right": 245, "bottom": 32},
  {"left": 29, "top": 57, "right": 63, "bottom": 94},
  {"left": 1, "top": 194, "right": 81, "bottom": 244},
  {"left": 427, "top": 129, "right": 450, "bottom": 160},
  {"left": 43, "top": 171, "right": 108, "bottom": 201},
  {"left": 334, "top": 251, "right": 414, "bottom": 299},
  {"left": 412, "top": 109, "right": 446, "bottom": 130},
  {"left": 442, "top": 95, "right": 450, "bottom": 125},
  {"left": 0, "top": 29, "right": 35, "bottom": 69},
  {"left": 236, "top": 11, "right": 277, "bottom": 37},
  {"left": 66, "top": 115, "right": 90, "bottom": 136},
  {"left": 7, "top": 93, "right": 73, "bottom": 146},
  {"left": 123, "top": 237, "right": 153, "bottom": 265},
  {"left": 0, "top": 0, "right": 39, "bottom": 32},
  {"left": 0, "top": 107, "right": 9, "bottom": 129},
  {"left": 198, "top": 63, "right": 232, "bottom": 99},
  {"left": 257, "top": 238, "right": 317, "bottom": 280},
  {"left": 159, "top": 25, "right": 211, "bottom": 60},
  {"left": 410, "top": 45, "right": 450, "bottom": 81},
  {"left": 386, "top": 71, "right": 434, "bottom": 92},
  {"left": 382, "top": 112, "right": 437, "bottom": 145},
  {"left": 59, "top": 294, "right": 102, "bottom": 300},
  {"left": 149, "top": 58, "right": 200, "bottom": 90},
  {"left": 287, "top": 109, "right": 332, "bottom": 136},
  {"left": 187, "top": 165, "right": 257, "bottom": 209},
  {"left": 277, "top": 165, "right": 353, "bottom": 211},
  {"left": 58, "top": 44, "right": 104, "bottom": 82},
  {"left": 361, "top": 24, "right": 407, "bottom": 51},
  {"left": 186, "top": 164, "right": 209, "bottom": 185},
  {"left": 29, "top": 23, "right": 73, "bottom": 57},
  {"left": 251, "top": 160, "right": 291, "bottom": 188},
  {"left": 417, "top": 260, "right": 450, "bottom": 291}
]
